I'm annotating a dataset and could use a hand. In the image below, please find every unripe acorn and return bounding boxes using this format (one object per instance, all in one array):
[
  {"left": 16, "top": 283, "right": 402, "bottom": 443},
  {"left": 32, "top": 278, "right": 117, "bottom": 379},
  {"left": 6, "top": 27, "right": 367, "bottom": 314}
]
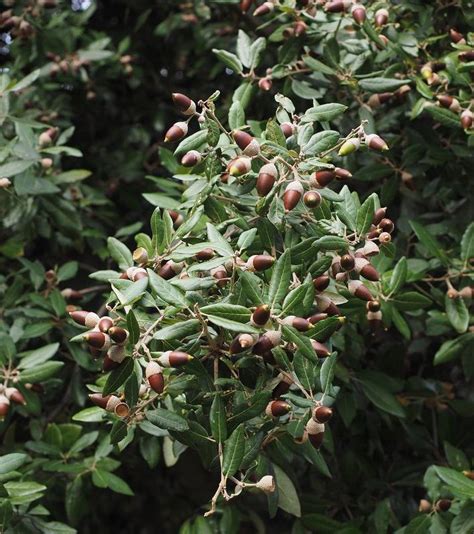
[
  {"left": 311, "top": 339, "right": 331, "bottom": 358},
  {"left": 164, "top": 121, "right": 188, "bottom": 143},
  {"left": 306, "top": 419, "right": 324, "bottom": 449},
  {"left": 84, "top": 332, "right": 111, "bottom": 351},
  {"left": 340, "top": 254, "right": 355, "bottom": 271},
  {"left": 41, "top": 157, "right": 53, "bottom": 169},
  {"left": 283, "top": 181, "right": 304, "bottom": 212},
  {"left": 98, "top": 316, "right": 114, "bottom": 333},
  {"left": 293, "top": 20, "right": 307, "bottom": 37},
  {"left": 272, "top": 374, "right": 293, "bottom": 398},
  {"left": 246, "top": 254, "right": 275, "bottom": 272},
  {"left": 379, "top": 232, "right": 391, "bottom": 244},
  {"left": 158, "top": 351, "right": 193, "bottom": 367},
  {"left": 334, "top": 167, "right": 352, "bottom": 181},
  {"left": 108, "top": 326, "right": 129, "bottom": 345},
  {"left": 252, "top": 330, "right": 281, "bottom": 356},
  {"left": 195, "top": 248, "right": 214, "bottom": 261},
  {"left": 146, "top": 361, "right": 165, "bottom": 394},
  {"left": 0, "top": 178, "right": 11, "bottom": 188},
  {"left": 351, "top": 4, "right": 366, "bottom": 24},
  {"left": 0, "top": 394, "right": 10, "bottom": 419},
  {"left": 313, "top": 275, "right": 330, "bottom": 292},
  {"left": 282, "top": 315, "right": 310, "bottom": 331},
  {"left": 69, "top": 310, "right": 100, "bottom": 329},
  {"left": 210, "top": 265, "right": 229, "bottom": 287},
  {"left": 461, "top": 109, "right": 473, "bottom": 130},
  {"left": 133, "top": 247, "right": 149, "bottom": 264},
  {"left": 311, "top": 170, "right": 335, "bottom": 188},
  {"left": 338, "top": 138, "right": 360, "bottom": 156},
  {"left": 256, "top": 475, "right": 276, "bottom": 494},
  {"left": 313, "top": 405, "right": 333, "bottom": 423},
  {"left": 355, "top": 258, "right": 380, "bottom": 281},
  {"left": 229, "top": 333, "right": 257, "bottom": 354},
  {"left": 171, "top": 93, "right": 196, "bottom": 116},
  {"left": 253, "top": 1, "right": 273, "bottom": 16},
  {"left": 365, "top": 134, "right": 389, "bottom": 152},
  {"left": 181, "top": 150, "right": 202, "bottom": 167},
  {"left": 258, "top": 77, "right": 272, "bottom": 91},
  {"left": 228, "top": 156, "right": 252, "bottom": 176},
  {"left": 280, "top": 122, "right": 295, "bottom": 138},
  {"left": 366, "top": 300, "right": 381, "bottom": 312},
  {"left": 374, "top": 8, "right": 389, "bottom": 26},
  {"left": 325, "top": 0, "right": 352, "bottom": 13},
  {"left": 252, "top": 305, "right": 271, "bottom": 327},
  {"left": 5, "top": 387, "right": 26, "bottom": 405},
  {"left": 368, "top": 92, "right": 393, "bottom": 108},
  {"left": 158, "top": 260, "right": 183, "bottom": 280},
  {"left": 266, "top": 400, "right": 291, "bottom": 418},
  {"left": 256, "top": 163, "right": 278, "bottom": 196},
  {"left": 303, "top": 191, "right": 322, "bottom": 208}
]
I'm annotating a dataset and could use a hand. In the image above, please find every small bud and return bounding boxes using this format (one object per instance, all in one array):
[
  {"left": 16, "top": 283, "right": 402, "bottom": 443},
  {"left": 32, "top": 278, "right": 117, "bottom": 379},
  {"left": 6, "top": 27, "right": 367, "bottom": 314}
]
[
  {"left": 256, "top": 163, "right": 278, "bottom": 196},
  {"left": 0, "top": 178, "right": 12, "bottom": 188},
  {"left": 338, "top": 138, "right": 360, "bottom": 156},
  {"left": 228, "top": 156, "right": 252, "bottom": 176},
  {"left": 303, "top": 191, "right": 322, "bottom": 208},
  {"left": 311, "top": 170, "right": 335, "bottom": 188},
  {"left": 351, "top": 4, "right": 366, "bottom": 24},
  {"left": 164, "top": 121, "right": 188, "bottom": 143},
  {"left": 133, "top": 247, "right": 149, "bottom": 264},
  {"left": 313, "top": 405, "right": 333, "bottom": 423},
  {"left": 246, "top": 255, "right": 275, "bottom": 272},
  {"left": 98, "top": 317, "right": 114, "bottom": 333},
  {"left": 5, "top": 388, "right": 26, "bottom": 405},
  {"left": 84, "top": 332, "right": 111, "bottom": 351},
  {"left": 313, "top": 275, "right": 330, "bottom": 292},
  {"left": 280, "top": 122, "right": 295, "bottom": 138},
  {"left": 181, "top": 150, "right": 202, "bottom": 167},
  {"left": 252, "top": 305, "right": 271, "bottom": 327},
  {"left": 158, "top": 260, "right": 183, "bottom": 280},
  {"left": 340, "top": 254, "right": 355, "bottom": 271},
  {"left": 253, "top": 330, "right": 281, "bottom": 356},
  {"left": 41, "top": 157, "right": 53, "bottom": 169},
  {"left": 418, "top": 499, "right": 432, "bottom": 513},
  {"left": 334, "top": 167, "right": 352, "bottom": 181},
  {"left": 230, "top": 333, "right": 257, "bottom": 354},
  {"left": 258, "top": 77, "right": 272, "bottom": 91},
  {"left": 146, "top": 361, "right": 165, "bottom": 394},
  {"left": 461, "top": 109, "right": 473, "bottom": 130},
  {"left": 365, "top": 134, "right": 389, "bottom": 152},
  {"left": 306, "top": 419, "right": 324, "bottom": 449},
  {"left": 69, "top": 310, "right": 100, "bottom": 329},
  {"left": 374, "top": 8, "right": 389, "bottom": 26},
  {"left": 283, "top": 181, "right": 304, "bottom": 212},
  {"left": 282, "top": 316, "right": 310, "bottom": 331},
  {"left": 311, "top": 339, "right": 331, "bottom": 358},
  {"left": 266, "top": 400, "right": 291, "bottom": 418},
  {"left": 195, "top": 248, "right": 214, "bottom": 261},
  {"left": 158, "top": 351, "right": 193, "bottom": 367},
  {"left": 253, "top": 2, "right": 274, "bottom": 16},
  {"left": 379, "top": 232, "right": 391, "bottom": 244},
  {"left": 256, "top": 475, "right": 276, "bottom": 493},
  {"left": 171, "top": 93, "right": 196, "bottom": 116},
  {"left": 108, "top": 327, "right": 129, "bottom": 345},
  {"left": 325, "top": 0, "right": 352, "bottom": 13}
]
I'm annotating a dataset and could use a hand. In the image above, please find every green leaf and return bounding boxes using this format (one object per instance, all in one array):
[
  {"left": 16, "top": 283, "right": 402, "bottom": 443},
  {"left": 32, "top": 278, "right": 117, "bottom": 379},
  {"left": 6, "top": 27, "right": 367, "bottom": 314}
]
[
  {"left": 282, "top": 283, "right": 313, "bottom": 316},
  {"left": 302, "top": 103, "right": 347, "bottom": 123},
  {"left": 433, "top": 466, "right": 474, "bottom": 498},
  {"left": 222, "top": 424, "right": 245, "bottom": 477},
  {"left": 358, "top": 375, "right": 406, "bottom": 417},
  {"left": 392, "top": 291, "right": 431, "bottom": 311},
  {"left": 320, "top": 353, "right": 337, "bottom": 393},
  {"left": 309, "top": 317, "right": 341, "bottom": 342},
  {"left": 303, "top": 55, "right": 336, "bottom": 76},
  {"left": 444, "top": 441, "right": 470, "bottom": 471},
  {"left": 266, "top": 118, "right": 287, "bottom": 147},
  {"left": 434, "top": 333, "right": 474, "bottom": 365},
  {"left": 205, "top": 315, "right": 258, "bottom": 334},
  {"left": 212, "top": 49, "right": 243, "bottom": 73},
  {"left": 143, "top": 193, "right": 180, "bottom": 210},
  {"left": 6, "top": 69, "right": 40, "bottom": 93},
  {"left": 210, "top": 395, "right": 227, "bottom": 443},
  {"left": 18, "top": 343, "right": 59, "bottom": 369},
  {"left": 389, "top": 257, "right": 407, "bottom": 294},
  {"left": 153, "top": 319, "right": 200, "bottom": 341},
  {"left": 404, "top": 515, "right": 431, "bottom": 534},
  {"left": 96, "top": 470, "right": 134, "bottom": 496},
  {"left": 19, "top": 361, "right": 64, "bottom": 383},
  {"left": 103, "top": 358, "right": 134, "bottom": 396},
  {"left": 358, "top": 77, "right": 411, "bottom": 93},
  {"left": 236, "top": 30, "right": 252, "bottom": 68},
  {"left": 146, "top": 408, "right": 189, "bottom": 432},
  {"left": 409, "top": 220, "right": 449, "bottom": 265},
  {"left": 107, "top": 237, "right": 133, "bottom": 270},
  {"left": 273, "top": 464, "right": 301, "bottom": 517},
  {"left": 356, "top": 195, "right": 375, "bottom": 236},
  {"left": 282, "top": 325, "right": 317, "bottom": 363},
  {"left": 174, "top": 129, "right": 208, "bottom": 157},
  {"left": 0, "top": 454, "right": 27, "bottom": 475},
  {"left": 228, "top": 101, "right": 245, "bottom": 130},
  {"left": 267, "top": 250, "right": 291, "bottom": 308},
  {"left": 426, "top": 105, "right": 462, "bottom": 129},
  {"left": 228, "top": 392, "right": 271, "bottom": 427},
  {"left": 147, "top": 269, "right": 188, "bottom": 307},
  {"left": 5, "top": 481, "right": 46, "bottom": 505},
  {"left": 445, "top": 295, "right": 469, "bottom": 333},
  {"left": 303, "top": 130, "right": 339, "bottom": 156},
  {"left": 293, "top": 352, "right": 315, "bottom": 391},
  {"left": 126, "top": 310, "right": 140, "bottom": 345},
  {"left": 72, "top": 407, "right": 106, "bottom": 423},
  {"left": 206, "top": 223, "right": 234, "bottom": 256},
  {"left": 460, "top": 222, "right": 474, "bottom": 262},
  {"left": 201, "top": 304, "right": 250, "bottom": 323},
  {"left": 312, "top": 236, "right": 348, "bottom": 252},
  {"left": 0, "top": 159, "right": 36, "bottom": 177}
]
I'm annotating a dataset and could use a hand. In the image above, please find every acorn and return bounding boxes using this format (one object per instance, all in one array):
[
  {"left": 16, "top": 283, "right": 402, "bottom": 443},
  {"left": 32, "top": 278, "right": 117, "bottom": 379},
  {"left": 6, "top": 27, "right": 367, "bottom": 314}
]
[
  {"left": 169, "top": 210, "right": 184, "bottom": 228},
  {"left": 459, "top": 51, "right": 474, "bottom": 62},
  {"left": 313, "top": 405, "right": 333, "bottom": 423},
  {"left": 164, "top": 121, "right": 188, "bottom": 143},
  {"left": 340, "top": 254, "right": 355, "bottom": 272},
  {"left": 338, "top": 138, "right": 360, "bottom": 156},
  {"left": 229, "top": 333, "right": 257, "bottom": 354},
  {"left": 418, "top": 499, "right": 432, "bottom": 513},
  {"left": 306, "top": 419, "right": 324, "bottom": 449},
  {"left": 379, "top": 232, "right": 391, "bottom": 244},
  {"left": 89, "top": 394, "right": 129, "bottom": 417},
  {"left": 358, "top": 241, "right": 380, "bottom": 257},
  {"left": 146, "top": 361, "right": 164, "bottom": 394},
  {"left": 311, "top": 339, "right": 331, "bottom": 358},
  {"left": 461, "top": 109, "right": 473, "bottom": 130},
  {"left": 196, "top": 248, "right": 214, "bottom": 261},
  {"left": 303, "top": 191, "right": 322, "bottom": 208},
  {"left": 372, "top": 207, "right": 387, "bottom": 226},
  {"left": 240, "top": 0, "right": 253, "bottom": 13},
  {"left": 108, "top": 327, "right": 129, "bottom": 345},
  {"left": 435, "top": 499, "right": 451, "bottom": 512},
  {"left": 157, "top": 351, "right": 193, "bottom": 367},
  {"left": 366, "top": 300, "right": 381, "bottom": 312},
  {"left": 348, "top": 280, "right": 373, "bottom": 302},
  {"left": 106, "top": 345, "right": 126, "bottom": 365},
  {"left": 459, "top": 287, "right": 474, "bottom": 300},
  {"left": 355, "top": 258, "right": 380, "bottom": 281},
  {"left": 126, "top": 267, "right": 149, "bottom": 281},
  {"left": 133, "top": 247, "right": 149, "bottom": 264},
  {"left": 0, "top": 395, "right": 10, "bottom": 419},
  {"left": 421, "top": 64, "right": 433, "bottom": 80},
  {"left": 334, "top": 167, "right": 352, "bottom": 181},
  {"left": 313, "top": 276, "right": 330, "bottom": 292},
  {"left": 233, "top": 130, "right": 253, "bottom": 151},
  {"left": 449, "top": 29, "right": 465, "bottom": 44},
  {"left": 325, "top": 0, "right": 352, "bottom": 12},
  {"left": 378, "top": 218, "right": 394, "bottom": 233},
  {"left": 437, "top": 95, "right": 461, "bottom": 112},
  {"left": 308, "top": 312, "right": 329, "bottom": 324},
  {"left": 316, "top": 296, "right": 340, "bottom": 316},
  {"left": 228, "top": 156, "right": 252, "bottom": 176},
  {"left": 256, "top": 475, "right": 276, "bottom": 493},
  {"left": 84, "top": 332, "right": 111, "bottom": 351},
  {"left": 246, "top": 255, "right": 275, "bottom": 272},
  {"left": 272, "top": 374, "right": 293, "bottom": 398},
  {"left": 280, "top": 122, "right": 295, "bottom": 138},
  {"left": 210, "top": 266, "right": 229, "bottom": 287},
  {"left": 5, "top": 388, "right": 26, "bottom": 405},
  {"left": 367, "top": 310, "right": 383, "bottom": 330},
  {"left": 311, "top": 170, "right": 335, "bottom": 188},
  {"left": 266, "top": 400, "right": 291, "bottom": 418},
  {"left": 258, "top": 77, "right": 272, "bottom": 91},
  {"left": 253, "top": 1, "right": 273, "bottom": 16},
  {"left": 374, "top": 8, "right": 389, "bottom": 26},
  {"left": 293, "top": 20, "right": 307, "bottom": 37},
  {"left": 282, "top": 316, "right": 310, "bottom": 331},
  {"left": 251, "top": 305, "right": 271, "bottom": 327},
  {"left": 367, "top": 93, "right": 393, "bottom": 108},
  {"left": 365, "top": 134, "right": 389, "bottom": 152},
  {"left": 252, "top": 330, "right": 281, "bottom": 356},
  {"left": 69, "top": 310, "right": 100, "bottom": 328},
  {"left": 98, "top": 317, "right": 114, "bottom": 333},
  {"left": 158, "top": 260, "right": 183, "bottom": 280},
  {"left": 331, "top": 256, "right": 342, "bottom": 277},
  {"left": 256, "top": 163, "right": 278, "bottom": 196},
  {"left": 181, "top": 150, "right": 202, "bottom": 167},
  {"left": 351, "top": 4, "right": 366, "bottom": 24},
  {"left": 283, "top": 181, "right": 304, "bottom": 212},
  {"left": 171, "top": 93, "right": 196, "bottom": 116}
]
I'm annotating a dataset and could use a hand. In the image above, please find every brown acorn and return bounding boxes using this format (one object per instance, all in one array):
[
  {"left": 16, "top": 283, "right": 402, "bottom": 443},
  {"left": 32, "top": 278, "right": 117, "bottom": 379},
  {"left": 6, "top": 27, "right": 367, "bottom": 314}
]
[
  {"left": 348, "top": 280, "right": 373, "bottom": 301},
  {"left": 459, "top": 286, "right": 474, "bottom": 300},
  {"left": 233, "top": 130, "right": 253, "bottom": 151},
  {"left": 5, "top": 388, "right": 26, "bottom": 405},
  {"left": 306, "top": 419, "right": 324, "bottom": 449},
  {"left": 367, "top": 310, "right": 383, "bottom": 330},
  {"left": 313, "top": 405, "right": 333, "bottom": 423},
  {"left": 358, "top": 241, "right": 380, "bottom": 257},
  {"left": 196, "top": 248, "right": 214, "bottom": 261},
  {"left": 372, "top": 207, "right": 387, "bottom": 226},
  {"left": 210, "top": 266, "right": 229, "bottom": 287},
  {"left": 280, "top": 122, "right": 295, "bottom": 138},
  {"left": 311, "top": 339, "right": 331, "bottom": 358},
  {"left": 316, "top": 296, "right": 340, "bottom": 316},
  {"left": 171, "top": 93, "right": 196, "bottom": 116},
  {"left": 378, "top": 218, "right": 394, "bottom": 233},
  {"left": 313, "top": 276, "right": 330, "bottom": 292},
  {"left": 252, "top": 330, "right": 281, "bottom": 356},
  {"left": 294, "top": 20, "right": 307, "bottom": 37},
  {"left": 103, "top": 354, "right": 121, "bottom": 372},
  {"left": 127, "top": 267, "right": 149, "bottom": 281},
  {"left": 98, "top": 317, "right": 114, "bottom": 333},
  {"left": 366, "top": 300, "right": 381, "bottom": 312},
  {"left": 303, "top": 191, "right": 322, "bottom": 208},
  {"left": 311, "top": 170, "right": 335, "bottom": 188},
  {"left": 435, "top": 499, "right": 451, "bottom": 512},
  {"left": 253, "top": 1, "right": 273, "bottom": 16},
  {"left": 229, "top": 333, "right": 257, "bottom": 354},
  {"left": 158, "top": 260, "right": 183, "bottom": 280},
  {"left": 437, "top": 95, "right": 461, "bottom": 112},
  {"left": 258, "top": 77, "right": 272, "bottom": 91},
  {"left": 449, "top": 29, "right": 465, "bottom": 44},
  {"left": 351, "top": 4, "right": 366, "bottom": 24},
  {"left": 355, "top": 258, "right": 380, "bottom": 281},
  {"left": 158, "top": 351, "right": 193, "bottom": 367},
  {"left": 368, "top": 93, "right": 393, "bottom": 108},
  {"left": 459, "top": 51, "right": 474, "bottom": 62},
  {"left": 282, "top": 316, "right": 310, "bottom": 331},
  {"left": 374, "top": 8, "right": 389, "bottom": 26},
  {"left": 146, "top": 361, "right": 165, "bottom": 394},
  {"left": 252, "top": 305, "right": 271, "bottom": 327},
  {"left": 308, "top": 312, "right": 329, "bottom": 324},
  {"left": 228, "top": 156, "right": 252, "bottom": 176},
  {"left": 461, "top": 109, "right": 473, "bottom": 130},
  {"left": 334, "top": 167, "right": 352, "bottom": 181},
  {"left": 69, "top": 310, "right": 100, "bottom": 329},
  {"left": 84, "top": 332, "right": 111, "bottom": 351},
  {"left": 283, "top": 181, "right": 304, "bottom": 212},
  {"left": 257, "top": 163, "right": 278, "bottom": 196},
  {"left": 240, "top": 0, "right": 253, "bottom": 13},
  {"left": 272, "top": 374, "right": 293, "bottom": 398},
  {"left": 246, "top": 255, "right": 275, "bottom": 272},
  {"left": 325, "top": 0, "right": 352, "bottom": 13},
  {"left": 164, "top": 121, "right": 188, "bottom": 143},
  {"left": 0, "top": 395, "right": 10, "bottom": 419},
  {"left": 340, "top": 254, "right": 355, "bottom": 272},
  {"left": 108, "top": 327, "right": 129, "bottom": 345},
  {"left": 169, "top": 210, "right": 184, "bottom": 228},
  {"left": 266, "top": 400, "right": 291, "bottom": 417},
  {"left": 418, "top": 499, "right": 432, "bottom": 513},
  {"left": 365, "top": 134, "right": 389, "bottom": 152},
  {"left": 181, "top": 150, "right": 202, "bottom": 167}
]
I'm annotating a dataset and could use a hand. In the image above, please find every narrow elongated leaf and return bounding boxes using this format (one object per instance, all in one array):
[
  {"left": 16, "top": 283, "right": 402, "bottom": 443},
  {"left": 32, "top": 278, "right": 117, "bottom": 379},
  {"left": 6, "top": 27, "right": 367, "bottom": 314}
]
[
  {"left": 103, "top": 358, "right": 134, "bottom": 396},
  {"left": 107, "top": 237, "right": 133, "bottom": 270},
  {"left": 153, "top": 319, "right": 200, "bottom": 341},
  {"left": 147, "top": 269, "right": 188, "bottom": 307},
  {"left": 358, "top": 375, "right": 405, "bottom": 417},
  {"left": 146, "top": 408, "right": 189, "bottom": 432},
  {"left": 210, "top": 395, "right": 227, "bottom": 443},
  {"left": 409, "top": 221, "right": 448, "bottom": 265},
  {"left": 389, "top": 257, "right": 407, "bottom": 294},
  {"left": 267, "top": 250, "right": 291, "bottom": 308},
  {"left": 222, "top": 424, "right": 245, "bottom": 477},
  {"left": 201, "top": 304, "right": 250, "bottom": 323},
  {"left": 445, "top": 295, "right": 469, "bottom": 333},
  {"left": 356, "top": 195, "right": 375, "bottom": 236}
]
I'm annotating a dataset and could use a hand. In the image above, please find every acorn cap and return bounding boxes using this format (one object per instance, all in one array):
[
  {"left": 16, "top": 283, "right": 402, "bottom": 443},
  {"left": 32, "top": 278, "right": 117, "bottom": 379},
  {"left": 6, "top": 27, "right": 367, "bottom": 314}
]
[
  {"left": 69, "top": 310, "right": 100, "bottom": 329},
  {"left": 133, "top": 247, "right": 149, "bottom": 264},
  {"left": 114, "top": 402, "right": 130, "bottom": 418},
  {"left": 253, "top": 330, "right": 281, "bottom": 355},
  {"left": 5, "top": 388, "right": 26, "bottom": 405},
  {"left": 107, "top": 345, "right": 126, "bottom": 363},
  {"left": 256, "top": 475, "right": 275, "bottom": 493},
  {"left": 305, "top": 419, "right": 324, "bottom": 448}
]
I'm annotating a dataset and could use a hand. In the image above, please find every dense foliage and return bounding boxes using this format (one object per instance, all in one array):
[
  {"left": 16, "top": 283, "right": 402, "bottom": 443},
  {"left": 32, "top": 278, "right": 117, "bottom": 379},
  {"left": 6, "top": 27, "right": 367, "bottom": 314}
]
[{"left": 0, "top": 1, "right": 473, "bottom": 533}]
